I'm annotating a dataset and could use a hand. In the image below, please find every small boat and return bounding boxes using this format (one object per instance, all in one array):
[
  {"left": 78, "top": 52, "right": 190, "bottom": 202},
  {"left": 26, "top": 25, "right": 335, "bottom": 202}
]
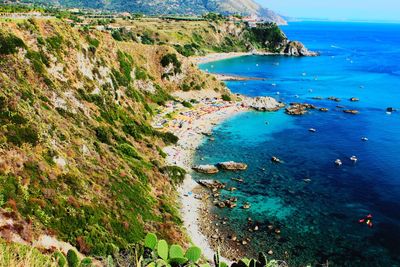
[
  {"left": 335, "top": 159, "right": 343, "bottom": 166},
  {"left": 309, "top": 128, "right": 317, "bottom": 133},
  {"left": 271, "top": 83, "right": 277, "bottom": 87},
  {"left": 271, "top": 156, "right": 282, "bottom": 163},
  {"left": 276, "top": 92, "right": 280, "bottom": 95},
  {"left": 350, "top": 156, "right": 358, "bottom": 163},
  {"left": 302, "top": 72, "right": 307, "bottom": 76},
  {"left": 361, "top": 137, "right": 368, "bottom": 141}
]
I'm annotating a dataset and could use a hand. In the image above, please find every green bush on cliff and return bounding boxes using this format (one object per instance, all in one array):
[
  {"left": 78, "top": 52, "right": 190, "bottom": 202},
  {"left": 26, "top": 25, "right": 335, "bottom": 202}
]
[
  {"left": 0, "top": 31, "right": 26, "bottom": 55},
  {"left": 221, "top": 94, "right": 232, "bottom": 101}
]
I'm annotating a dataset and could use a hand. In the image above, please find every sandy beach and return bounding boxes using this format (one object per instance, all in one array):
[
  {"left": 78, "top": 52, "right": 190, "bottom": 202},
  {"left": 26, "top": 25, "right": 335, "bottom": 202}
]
[
  {"left": 153, "top": 96, "right": 246, "bottom": 262},
  {"left": 190, "top": 52, "right": 252, "bottom": 64}
]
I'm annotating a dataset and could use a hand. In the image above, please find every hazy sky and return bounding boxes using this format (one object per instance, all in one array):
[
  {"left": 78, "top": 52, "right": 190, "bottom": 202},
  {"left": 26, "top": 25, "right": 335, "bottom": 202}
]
[{"left": 256, "top": 0, "right": 400, "bottom": 21}]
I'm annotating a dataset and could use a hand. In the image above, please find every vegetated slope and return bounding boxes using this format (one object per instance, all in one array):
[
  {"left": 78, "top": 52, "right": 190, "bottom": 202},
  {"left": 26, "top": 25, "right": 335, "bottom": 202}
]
[
  {"left": 0, "top": 18, "right": 226, "bottom": 256},
  {"left": 0, "top": 16, "right": 295, "bottom": 258},
  {"left": 109, "top": 18, "right": 288, "bottom": 56},
  {"left": 23, "top": 0, "right": 287, "bottom": 24}
]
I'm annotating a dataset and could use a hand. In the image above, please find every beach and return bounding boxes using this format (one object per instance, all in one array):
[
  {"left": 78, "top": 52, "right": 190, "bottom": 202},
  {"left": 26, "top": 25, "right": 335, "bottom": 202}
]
[
  {"left": 190, "top": 52, "right": 252, "bottom": 65},
  {"left": 153, "top": 95, "right": 247, "bottom": 262}
]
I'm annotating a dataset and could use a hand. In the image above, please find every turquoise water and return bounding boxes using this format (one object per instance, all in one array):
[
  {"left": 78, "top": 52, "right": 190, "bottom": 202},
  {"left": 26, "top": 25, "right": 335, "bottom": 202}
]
[{"left": 195, "top": 22, "right": 400, "bottom": 266}]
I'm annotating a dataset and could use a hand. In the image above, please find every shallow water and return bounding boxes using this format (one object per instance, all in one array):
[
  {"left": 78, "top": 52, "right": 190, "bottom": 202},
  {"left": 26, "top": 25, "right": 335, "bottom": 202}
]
[{"left": 195, "top": 22, "right": 400, "bottom": 266}]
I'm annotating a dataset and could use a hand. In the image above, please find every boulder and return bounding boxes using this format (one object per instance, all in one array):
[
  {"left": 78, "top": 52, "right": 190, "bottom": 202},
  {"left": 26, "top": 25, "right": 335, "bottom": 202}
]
[
  {"left": 217, "top": 161, "right": 248, "bottom": 171},
  {"left": 242, "top": 96, "right": 284, "bottom": 111},
  {"left": 285, "top": 103, "right": 316, "bottom": 115},
  {"left": 193, "top": 165, "right": 219, "bottom": 174}
]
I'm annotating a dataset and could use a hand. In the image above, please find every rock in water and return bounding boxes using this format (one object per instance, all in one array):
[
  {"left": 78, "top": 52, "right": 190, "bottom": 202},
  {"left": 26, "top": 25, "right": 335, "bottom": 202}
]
[
  {"left": 217, "top": 161, "right": 248, "bottom": 171},
  {"left": 284, "top": 41, "right": 319, "bottom": 56},
  {"left": 192, "top": 165, "right": 219, "bottom": 174},
  {"left": 242, "top": 96, "right": 284, "bottom": 111}
]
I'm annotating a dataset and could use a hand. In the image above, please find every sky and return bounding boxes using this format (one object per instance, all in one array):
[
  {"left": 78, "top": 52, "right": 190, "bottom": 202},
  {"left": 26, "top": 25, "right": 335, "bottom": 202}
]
[{"left": 256, "top": 0, "right": 400, "bottom": 22}]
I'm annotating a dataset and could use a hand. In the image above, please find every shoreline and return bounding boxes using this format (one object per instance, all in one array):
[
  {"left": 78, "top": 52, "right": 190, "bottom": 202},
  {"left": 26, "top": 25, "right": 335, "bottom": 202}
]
[
  {"left": 190, "top": 52, "right": 252, "bottom": 65},
  {"left": 161, "top": 98, "right": 247, "bottom": 262},
  {"left": 154, "top": 90, "right": 283, "bottom": 262}
]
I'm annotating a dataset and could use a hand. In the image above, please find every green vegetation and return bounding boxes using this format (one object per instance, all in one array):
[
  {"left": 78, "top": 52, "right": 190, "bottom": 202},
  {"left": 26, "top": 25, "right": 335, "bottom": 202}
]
[
  {"left": 0, "top": 239, "right": 56, "bottom": 266},
  {"left": 247, "top": 23, "right": 286, "bottom": 52},
  {"left": 160, "top": 53, "right": 182, "bottom": 79},
  {"left": 221, "top": 94, "right": 232, "bottom": 102},
  {"left": 66, "top": 250, "right": 79, "bottom": 267},
  {"left": 161, "top": 166, "right": 186, "bottom": 185},
  {"left": 0, "top": 31, "right": 26, "bottom": 55}
]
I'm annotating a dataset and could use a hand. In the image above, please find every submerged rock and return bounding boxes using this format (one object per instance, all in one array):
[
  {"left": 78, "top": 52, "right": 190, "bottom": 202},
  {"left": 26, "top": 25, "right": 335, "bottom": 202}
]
[{"left": 327, "top": 96, "right": 341, "bottom": 102}]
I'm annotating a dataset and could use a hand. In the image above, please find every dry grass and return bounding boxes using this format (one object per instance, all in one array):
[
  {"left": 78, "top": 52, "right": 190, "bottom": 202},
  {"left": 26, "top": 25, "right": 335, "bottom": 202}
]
[{"left": 0, "top": 240, "right": 57, "bottom": 267}]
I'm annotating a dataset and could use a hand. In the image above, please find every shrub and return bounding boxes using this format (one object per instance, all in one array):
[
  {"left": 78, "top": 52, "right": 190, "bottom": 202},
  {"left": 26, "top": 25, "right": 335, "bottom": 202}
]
[
  {"left": 161, "top": 166, "right": 186, "bottom": 185},
  {"left": 117, "top": 143, "right": 141, "bottom": 160},
  {"left": 6, "top": 124, "right": 39, "bottom": 146},
  {"left": 135, "top": 67, "right": 148, "bottom": 80},
  {"left": 181, "top": 84, "right": 190, "bottom": 92},
  {"left": 86, "top": 36, "right": 100, "bottom": 48},
  {"left": 53, "top": 251, "right": 67, "bottom": 267},
  {"left": 221, "top": 94, "right": 232, "bottom": 101},
  {"left": 66, "top": 249, "right": 79, "bottom": 267},
  {"left": 182, "top": 101, "right": 192, "bottom": 108},
  {"left": 95, "top": 126, "right": 112, "bottom": 144},
  {"left": 156, "top": 131, "right": 179, "bottom": 145},
  {"left": 111, "top": 30, "right": 123, "bottom": 41},
  {"left": 26, "top": 50, "right": 49, "bottom": 74},
  {"left": 0, "top": 32, "right": 26, "bottom": 55},
  {"left": 46, "top": 35, "right": 63, "bottom": 51}
]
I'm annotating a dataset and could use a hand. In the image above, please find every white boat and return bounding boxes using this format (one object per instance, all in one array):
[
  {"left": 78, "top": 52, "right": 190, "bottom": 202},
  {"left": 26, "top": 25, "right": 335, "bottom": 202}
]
[
  {"left": 335, "top": 159, "right": 343, "bottom": 166},
  {"left": 309, "top": 128, "right": 317, "bottom": 133},
  {"left": 361, "top": 137, "right": 368, "bottom": 141},
  {"left": 350, "top": 156, "right": 358, "bottom": 163}
]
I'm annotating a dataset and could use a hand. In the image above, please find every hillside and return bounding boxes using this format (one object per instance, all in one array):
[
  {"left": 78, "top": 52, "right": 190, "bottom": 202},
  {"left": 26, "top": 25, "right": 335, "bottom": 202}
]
[
  {"left": 0, "top": 16, "right": 297, "bottom": 258},
  {"left": 16, "top": 0, "right": 287, "bottom": 24}
]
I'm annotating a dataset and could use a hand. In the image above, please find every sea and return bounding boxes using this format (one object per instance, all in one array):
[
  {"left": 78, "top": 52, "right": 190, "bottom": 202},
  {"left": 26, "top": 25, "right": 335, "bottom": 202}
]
[{"left": 195, "top": 22, "right": 400, "bottom": 266}]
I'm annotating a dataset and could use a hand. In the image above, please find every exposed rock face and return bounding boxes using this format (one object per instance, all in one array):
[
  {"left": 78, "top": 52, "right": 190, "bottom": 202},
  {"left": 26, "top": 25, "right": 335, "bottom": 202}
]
[
  {"left": 285, "top": 103, "right": 316, "bottom": 115},
  {"left": 193, "top": 165, "right": 219, "bottom": 174},
  {"left": 243, "top": 96, "right": 284, "bottom": 111},
  {"left": 217, "top": 161, "right": 248, "bottom": 171},
  {"left": 284, "top": 41, "right": 318, "bottom": 57}
]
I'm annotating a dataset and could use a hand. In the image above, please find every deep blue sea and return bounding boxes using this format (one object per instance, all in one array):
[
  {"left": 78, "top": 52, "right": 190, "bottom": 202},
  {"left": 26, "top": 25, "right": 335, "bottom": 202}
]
[{"left": 196, "top": 22, "right": 400, "bottom": 266}]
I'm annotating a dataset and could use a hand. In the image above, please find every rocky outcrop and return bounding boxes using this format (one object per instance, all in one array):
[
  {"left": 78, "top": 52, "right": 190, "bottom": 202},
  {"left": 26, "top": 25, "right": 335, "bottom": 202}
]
[
  {"left": 343, "top": 109, "right": 359, "bottom": 115},
  {"left": 285, "top": 103, "right": 316, "bottom": 115},
  {"left": 217, "top": 161, "right": 248, "bottom": 171},
  {"left": 192, "top": 165, "right": 219, "bottom": 174},
  {"left": 243, "top": 96, "right": 284, "bottom": 111},
  {"left": 283, "top": 41, "right": 318, "bottom": 57}
]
